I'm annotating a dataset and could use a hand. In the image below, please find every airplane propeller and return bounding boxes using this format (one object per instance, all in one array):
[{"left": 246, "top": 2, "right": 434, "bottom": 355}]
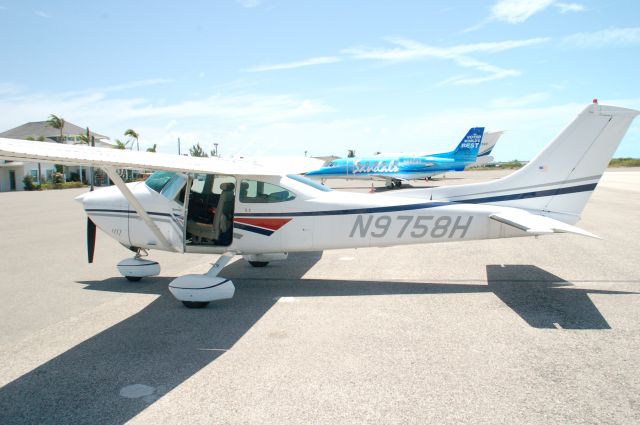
[{"left": 87, "top": 217, "right": 96, "bottom": 264}]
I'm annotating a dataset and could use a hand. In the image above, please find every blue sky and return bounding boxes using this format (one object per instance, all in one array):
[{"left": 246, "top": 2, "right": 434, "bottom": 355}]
[{"left": 1, "top": 0, "right": 639, "bottom": 160}]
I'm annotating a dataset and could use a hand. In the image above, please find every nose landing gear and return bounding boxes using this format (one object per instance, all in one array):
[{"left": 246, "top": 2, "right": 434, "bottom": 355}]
[{"left": 117, "top": 248, "right": 160, "bottom": 281}]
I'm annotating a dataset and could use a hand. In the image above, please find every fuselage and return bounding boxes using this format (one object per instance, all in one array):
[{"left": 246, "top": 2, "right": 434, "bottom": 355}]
[
  {"left": 79, "top": 172, "right": 528, "bottom": 256},
  {"left": 305, "top": 155, "right": 469, "bottom": 181}
]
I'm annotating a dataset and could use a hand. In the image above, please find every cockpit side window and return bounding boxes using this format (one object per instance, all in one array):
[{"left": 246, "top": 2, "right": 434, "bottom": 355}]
[
  {"left": 239, "top": 180, "right": 296, "bottom": 203},
  {"left": 161, "top": 173, "right": 187, "bottom": 204}
]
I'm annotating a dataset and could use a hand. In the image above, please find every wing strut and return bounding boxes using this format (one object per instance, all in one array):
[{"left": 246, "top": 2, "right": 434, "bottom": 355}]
[{"left": 102, "top": 166, "right": 176, "bottom": 252}]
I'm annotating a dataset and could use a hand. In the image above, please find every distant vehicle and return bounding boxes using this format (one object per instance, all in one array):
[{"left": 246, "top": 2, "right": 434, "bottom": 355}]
[{"left": 305, "top": 128, "right": 485, "bottom": 188}]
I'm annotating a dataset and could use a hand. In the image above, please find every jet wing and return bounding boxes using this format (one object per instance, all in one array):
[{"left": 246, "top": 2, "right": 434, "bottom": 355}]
[
  {"left": 0, "top": 137, "right": 320, "bottom": 175},
  {"left": 490, "top": 210, "right": 600, "bottom": 239}
]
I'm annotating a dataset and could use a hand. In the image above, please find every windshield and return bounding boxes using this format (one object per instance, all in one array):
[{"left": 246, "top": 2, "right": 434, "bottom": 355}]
[
  {"left": 287, "top": 174, "right": 332, "bottom": 192},
  {"left": 145, "top": 171, "right": 176, "bottom": 193}
]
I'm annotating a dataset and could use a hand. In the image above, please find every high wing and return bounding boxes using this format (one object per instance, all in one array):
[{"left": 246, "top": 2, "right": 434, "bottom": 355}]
[
  {"left": 0, "top": 137, "right": 322, "bottom": 175},
  {"left": 490, "top": 210, "right": 600, "bottom": 239}
]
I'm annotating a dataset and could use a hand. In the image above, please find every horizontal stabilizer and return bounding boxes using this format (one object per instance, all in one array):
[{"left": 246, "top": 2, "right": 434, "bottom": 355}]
[{"left": 490, "top": 210, "right": 600, "bottom": 239}]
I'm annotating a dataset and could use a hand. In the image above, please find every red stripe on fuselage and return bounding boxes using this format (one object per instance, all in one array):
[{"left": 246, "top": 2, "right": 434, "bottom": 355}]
[{"left": 233, "top": 217, "right": 291, "bottom": 231}]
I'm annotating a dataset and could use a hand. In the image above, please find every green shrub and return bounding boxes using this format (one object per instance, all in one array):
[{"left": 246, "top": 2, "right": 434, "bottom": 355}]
[
  {"left": 500, "top": 160, "right": 524, "bottom": 169},
  {"left": 40, "top": 181, "right": 86, "bottom": 190},
  {"left": 23, "top": 175, "right": 36, "bottom": 191},
  {"left": 52, "top": 172, "right": 64, "bottom": 185},
  {"left": 609, "top": 157, "right": 640, "bottom": 167}
]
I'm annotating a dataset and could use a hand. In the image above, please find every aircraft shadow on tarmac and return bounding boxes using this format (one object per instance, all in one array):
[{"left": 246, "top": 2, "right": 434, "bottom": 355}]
[{"left": 0, "top": 254, "right": 635, "bottom": 424}]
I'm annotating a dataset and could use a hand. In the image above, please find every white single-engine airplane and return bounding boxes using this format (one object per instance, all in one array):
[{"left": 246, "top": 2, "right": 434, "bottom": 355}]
[{"left": 0, "top": 102, "right": 637, "bottom": 308}]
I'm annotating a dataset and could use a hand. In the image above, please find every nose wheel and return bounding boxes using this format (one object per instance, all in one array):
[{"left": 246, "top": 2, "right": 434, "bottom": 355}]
[
  {"left": 117, "top": 250, "right": 160, "bottom": 281},
  {"left": 125, "top": 276, "right": 143, "bottom": 282}
]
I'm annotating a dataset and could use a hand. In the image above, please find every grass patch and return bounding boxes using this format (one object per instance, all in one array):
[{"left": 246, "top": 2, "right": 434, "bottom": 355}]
[
  {"left": 41, "top": 181, "right": 87, "bottom": 190},
  {"left": 609, "top": 157, "right": 640, "bottom": 167}
]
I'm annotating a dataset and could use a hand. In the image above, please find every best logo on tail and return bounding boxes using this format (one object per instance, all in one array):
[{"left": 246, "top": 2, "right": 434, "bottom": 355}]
[{"left": 451, "top": 127, "right": 484, "bottom": 162}]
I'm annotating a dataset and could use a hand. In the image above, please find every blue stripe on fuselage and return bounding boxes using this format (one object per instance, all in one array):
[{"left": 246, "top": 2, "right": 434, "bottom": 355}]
[{"left": 234, "top": 183, "right": 596, "bottom": 218}]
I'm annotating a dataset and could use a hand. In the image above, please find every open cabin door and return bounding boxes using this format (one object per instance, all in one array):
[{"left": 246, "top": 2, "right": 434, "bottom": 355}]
[
  {"left": 126, "top": 171, "right": 188, "bottom": 253},
  {"left": 185, "top": 174, "right": 236, "bottom": 250}
]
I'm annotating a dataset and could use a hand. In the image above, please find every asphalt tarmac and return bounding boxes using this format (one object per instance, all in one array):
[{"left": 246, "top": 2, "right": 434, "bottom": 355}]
[{"left": 0, "top": 169, "right": 639, "bottom": 424}]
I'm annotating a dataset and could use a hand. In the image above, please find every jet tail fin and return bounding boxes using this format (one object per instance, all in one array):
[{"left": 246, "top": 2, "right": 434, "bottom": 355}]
[
  {"left": 478, "top": 131, "right": 503, "bottom": 157},
  {"left": 451, "top": 127, "right": 484, "bottom": 162}
]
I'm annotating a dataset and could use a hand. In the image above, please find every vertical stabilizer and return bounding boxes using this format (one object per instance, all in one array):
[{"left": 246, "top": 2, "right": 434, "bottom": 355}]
[{"left": 451, "top": 127, "right": 485, "bottom": 161}]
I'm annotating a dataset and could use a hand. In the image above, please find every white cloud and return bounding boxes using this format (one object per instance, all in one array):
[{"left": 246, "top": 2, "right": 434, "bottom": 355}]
[
  {"left": 35, "top": 10, "right": 51, "bottom": 19},
  {"left": 87, "top": 78, "right": 174, "bottom": 94},
  {"left": 0, "top": 82, "right": 23, "bottom": 95},
  {"left": 245, "top": 36, "right": 547, "bottom": 84},
  {"left": 465, "top": 0, "right": 584, "bottom": 31},
  {"left": 164, "top": 120, "right": 178, "bottom": 130},
  {"left": 436, "top": 68, "right": 521, "bottom": 86},
  {"left": 489, "top": 92, "right": 551, "bottom": 108},
  {"left": 563, "top": 27, "right": 640, "bottom": 48},
  {"left": 344, "top": 37, "right": 548, "bottom": 86},
  {"left": 246, "top": 56, "right": 341, "bottom": 72},
  {"left": 0, "top": 85, "right": 332, "bottom": 155},
  {"left": 490, "top": 0, "right": 555, "bottom": 23},
  {"left": 554, "top": 2, "right": 585, "bottom": 13},
  {"left": 236, "top": 0, "right": 263, "bottom": 8},
  {"left": 449, "top": 38, "right": 551, "bottom": 54},
  {"left": 344, "top": 36, "right": 548, "bottom": 61},
  {"left": 1, "top": 84, "right": 637, "bottom": 160}
]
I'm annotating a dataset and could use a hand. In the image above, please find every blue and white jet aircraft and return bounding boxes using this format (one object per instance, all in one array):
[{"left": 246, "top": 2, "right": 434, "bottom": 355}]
[{"left": 305, "top": 127, "right": 485, "bottom": 188}]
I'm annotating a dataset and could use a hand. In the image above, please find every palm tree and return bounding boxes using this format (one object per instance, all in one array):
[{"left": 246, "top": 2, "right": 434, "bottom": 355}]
[
  {"left": 146, "top": 144, "right": 157, "bottom": 153},
  {"left": 189, "top": 142, "right": 208, "bottom": 157},
  {"left": 74, "top": 135, "right": 93, "bottom": 183},
  {"left": 76, "top": 134, "right": 89, "bottom": 145},
  {"left": 114, "top": 139, "right": 133, "bottom": 180},
  {"left": 47, "top": 114, "right": 66, "bottom": 181},
  {"left": 47, "top": 114, "right": 65, "bottom": 143},
  {"left": 124, "top": 129, "right": 139, "bottom": 151},
  {"left": 114, "top": 139, "right": 129, "bottom": 150}
]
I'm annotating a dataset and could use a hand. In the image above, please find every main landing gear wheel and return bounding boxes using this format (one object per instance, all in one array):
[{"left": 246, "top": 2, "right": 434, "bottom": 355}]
[
  {"left": 125, "top": 276, "right": 143, "bottom": 282},
  {"left": 249, "top": 261, "right": 269, "bottom": 267},
  {"left": 394, "top": 180, "right": 402, "bottom": 188},
  {"left": 182, "top": 301, "right": 210, "bottom": 309}
]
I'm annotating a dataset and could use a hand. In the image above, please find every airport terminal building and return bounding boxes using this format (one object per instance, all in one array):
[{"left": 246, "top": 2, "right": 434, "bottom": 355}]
[{"left": 0, "top": 121, "right": 113, "bottom": 191}]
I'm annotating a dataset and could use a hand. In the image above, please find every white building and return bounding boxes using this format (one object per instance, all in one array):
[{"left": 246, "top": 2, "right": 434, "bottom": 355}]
[{"left": 0, "top": 121, "right": 113, "bottom": 191}]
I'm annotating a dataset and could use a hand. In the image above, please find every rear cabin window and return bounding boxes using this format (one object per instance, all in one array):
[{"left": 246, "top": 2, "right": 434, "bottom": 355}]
[
  {"left": 287, "top": 174, "right": 332, "bottom": 192},
  {"left": 239, "top": 180, "right": 296, "bottom": 203}
]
